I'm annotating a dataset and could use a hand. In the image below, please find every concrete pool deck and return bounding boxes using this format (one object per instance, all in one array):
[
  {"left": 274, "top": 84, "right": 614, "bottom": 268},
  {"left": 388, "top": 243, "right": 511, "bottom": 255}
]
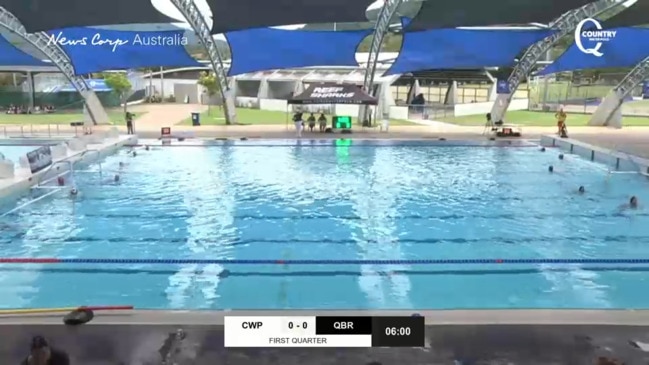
[
  {"left": 2, "top": 311, "right": 649, "bottom": 364},
  {"left": 3, "top": 309, "right": 649, "bottom": 325},
  {"left": 0, "top": 132, "right": 136, "bottom": 201}
]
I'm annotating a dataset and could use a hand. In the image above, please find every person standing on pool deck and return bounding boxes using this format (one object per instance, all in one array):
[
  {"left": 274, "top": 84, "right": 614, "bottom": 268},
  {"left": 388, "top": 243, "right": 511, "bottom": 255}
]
[
  {"left": 125, "top": 112, "right": 134, "bottom": 135},
  {"left": 293, "top": 112, "right": 304, "bottom": 138},
  {"left": 555, "top": 106, "right": 567, "bottom": 136},
  {"left": 21, "top": 336, "right": 70, "bottom": 365}
]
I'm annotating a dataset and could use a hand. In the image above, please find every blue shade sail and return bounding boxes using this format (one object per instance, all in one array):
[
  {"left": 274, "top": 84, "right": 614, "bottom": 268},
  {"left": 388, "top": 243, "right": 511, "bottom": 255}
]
[
  {"left": 539, "top": 27, "right": 649, "bottom": 75},
  {"left": 226, "top": 28, "right": 370, "bottom": 76},
  {"left": 0, "top": 35, "right": 46, "bottom": 66},
  {"left": 386, "top": 29, "right": 551, "bottom": 75},
  {"left": 405, "top": 0, "right": 597, "bottom": 31},
  {"left": 0, "top": 0, "right": 174, "bottom": 33},
  {"left": 209, "top": 0, "right": 374, "bottom": 34},
  {"left": 47, "top": 27, "right": 201, "bottom": 75}
]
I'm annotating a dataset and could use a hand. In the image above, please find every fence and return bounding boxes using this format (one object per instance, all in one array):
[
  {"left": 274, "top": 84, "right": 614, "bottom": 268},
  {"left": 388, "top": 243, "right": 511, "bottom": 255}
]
[
  {"left": 404, "top": 104, "right": 455, "bottom": 121},
  {"left": 0, "top": 124, "right": 84, "bottom": 138},
  {"left": 391, "top": 84, "right": 529, "bottom": 105},
  {"left": 527, "top": 70, "right": 648, "bottom": 114},
  {"left": 0, "top": 91, "right": 120, "bottom": 110}
]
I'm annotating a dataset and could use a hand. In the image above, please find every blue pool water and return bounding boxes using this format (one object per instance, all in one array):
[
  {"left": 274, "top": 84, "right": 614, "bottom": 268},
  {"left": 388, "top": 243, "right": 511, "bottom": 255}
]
[
  {"left": 0, "top": 145, "right": 38, "bottom": 165},
  {"left": 1, "top": 140, "right": 649, "bottom": 310}
]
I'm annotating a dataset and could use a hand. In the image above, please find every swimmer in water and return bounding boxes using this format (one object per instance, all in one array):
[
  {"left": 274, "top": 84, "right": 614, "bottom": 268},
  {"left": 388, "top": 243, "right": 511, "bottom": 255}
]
[
  {"left": 578, "top": 186, "right": 585, "bottom": 194},
  {"left": 119, "top": 162, "right": 125, "bottom": 168},
  {"left": 145, "top": 145, "right": 150, "bottom": 151},
  {"left": 70, "top": 188, "right": 78, "bottom": 197},
  {"left": 619, "top": 196, "right": 639, "bottom": 211},
  {"left": 131, "top": 151, "right": 137, "bottom": 157},
  {"left": 548, "top": 165, "right": 554, "bottom": 173},
  {"left": 114, "top": 174, "right": 120, "bottom": 183}
]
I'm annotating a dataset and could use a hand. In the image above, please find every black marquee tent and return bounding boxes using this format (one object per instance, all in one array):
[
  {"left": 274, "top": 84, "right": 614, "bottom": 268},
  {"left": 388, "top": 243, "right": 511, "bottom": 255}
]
[
  {"left": 288, "top": 83, "right": 378, "bottom": 106},
  {"left": 285, "top": 83, "right": 378, "bottom": 131}
]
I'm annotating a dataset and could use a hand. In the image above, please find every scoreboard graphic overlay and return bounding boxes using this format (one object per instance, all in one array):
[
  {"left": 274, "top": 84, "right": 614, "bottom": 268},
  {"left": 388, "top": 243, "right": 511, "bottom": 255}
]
[{"left": 225, "top": 316, "right": 424, "bottom": 347}]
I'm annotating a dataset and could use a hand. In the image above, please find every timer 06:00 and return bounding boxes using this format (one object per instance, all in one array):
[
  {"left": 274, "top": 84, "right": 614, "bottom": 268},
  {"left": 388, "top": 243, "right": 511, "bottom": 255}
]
[{"left": 385, "top": 327, "right": 411, "bottom": 336}]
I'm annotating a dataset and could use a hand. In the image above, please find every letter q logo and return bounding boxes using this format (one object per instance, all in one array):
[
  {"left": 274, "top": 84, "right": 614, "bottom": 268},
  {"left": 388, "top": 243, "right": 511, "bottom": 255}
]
[{"left": 574, "top": 18, "right": 605, "bottom": 57}]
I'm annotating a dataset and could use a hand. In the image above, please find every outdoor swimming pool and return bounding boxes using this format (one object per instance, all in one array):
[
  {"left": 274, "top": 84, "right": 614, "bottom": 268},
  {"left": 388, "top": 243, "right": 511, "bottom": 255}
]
[
  {"left": 0, "top": 139, "right": 648, "bottom": 310},
  {"left": 0, "top": 145, "right": 39, "bottom": 165}
]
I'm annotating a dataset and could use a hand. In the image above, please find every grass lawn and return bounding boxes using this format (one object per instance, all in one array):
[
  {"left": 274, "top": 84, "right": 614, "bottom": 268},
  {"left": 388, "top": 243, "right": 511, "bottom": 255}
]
[
  {"left": 446, "top": 110, "right": 649, "bottom": 127},
  {"left": 0, "top": 110, "right": 136, "bottom": 125},
  {"left": 178, "top": 107, "right": 416, "bottom": 126}
]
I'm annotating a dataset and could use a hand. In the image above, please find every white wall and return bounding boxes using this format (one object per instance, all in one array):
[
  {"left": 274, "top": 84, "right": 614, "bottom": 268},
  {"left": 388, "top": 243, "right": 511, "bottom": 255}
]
[
  {"left": 259, "top": 99, "right": 288, "bottom": 112},
  {"left": 388, "top": 106, "right": 409, "bottom": 120},
  {"left": 454, "top": 99, "right": 529, "bottom": 117}
]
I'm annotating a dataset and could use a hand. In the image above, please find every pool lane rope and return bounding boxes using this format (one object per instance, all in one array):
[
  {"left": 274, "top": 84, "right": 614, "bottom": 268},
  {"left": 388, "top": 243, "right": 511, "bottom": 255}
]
[
  {"left": 0, "top": 305, "right": 133, "bottom": 316},
  {"left": 2, "top": 258, "right": 649, "bottom": 265}
]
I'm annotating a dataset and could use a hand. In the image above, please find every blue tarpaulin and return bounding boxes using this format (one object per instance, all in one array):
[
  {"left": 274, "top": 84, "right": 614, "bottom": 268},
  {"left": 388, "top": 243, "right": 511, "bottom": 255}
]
[
  {"left": 0, "top": 35, "right": 46, "bottom": 66},
  {"left": 226, "top": 28, "right": 370, "bottom": 76},
  {"left": 46, "top": 27, "right": 201, "bottom": 75},
  {"left": 386, "top": 28, "right": 551, "bottom": 75},
  {"left": 538, "top": 27, "right": 649, "bottom": 75}
]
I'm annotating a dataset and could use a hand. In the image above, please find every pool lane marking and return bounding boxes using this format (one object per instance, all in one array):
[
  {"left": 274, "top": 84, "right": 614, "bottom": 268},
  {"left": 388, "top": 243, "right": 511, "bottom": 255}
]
[{"left": 4, "top": 258, "right": 649, "bottom": 265}]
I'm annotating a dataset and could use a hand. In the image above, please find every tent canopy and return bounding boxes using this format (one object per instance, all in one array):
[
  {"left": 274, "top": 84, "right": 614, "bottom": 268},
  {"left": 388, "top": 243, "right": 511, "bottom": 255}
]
[{"left": 288, "top": 83, "right": 378, "bottom": 105}]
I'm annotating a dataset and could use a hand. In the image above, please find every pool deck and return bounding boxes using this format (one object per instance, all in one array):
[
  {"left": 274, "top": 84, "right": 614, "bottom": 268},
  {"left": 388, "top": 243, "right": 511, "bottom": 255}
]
[
  {"left": 0, "top": 133, "right": 136, "bottom": 201},
  {"left": 3, "top": 309, "right": 649, "bottom": 325},
  {"left": 3, "top": 311, "right": 649, "bottom": 364}
]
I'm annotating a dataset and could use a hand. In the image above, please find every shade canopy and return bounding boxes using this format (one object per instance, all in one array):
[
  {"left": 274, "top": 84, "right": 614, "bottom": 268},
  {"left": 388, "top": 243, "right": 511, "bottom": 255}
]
[
  {"left": 226, "top": 28, "right": 369, "bottom": 76},
  {"left": 209, "top": 0, "right": 374, "bottom": 34},
  {"left": 288, "top": 83, "right": 378, "bottom": 105},
  {"left": 603, "top": 0, "right": 649, "bottom": 28},
  {"left": 0, "top": 34, "right": 46, "bottom": 66},
  {"left": 0, "top": 0, "right": 174, "bottom": 33},
  {"left": 0, "top": 0, "right": 600, "bottom": 34},
  {"left": 404, "top": 0, "right": 599, "bottom": 31}
]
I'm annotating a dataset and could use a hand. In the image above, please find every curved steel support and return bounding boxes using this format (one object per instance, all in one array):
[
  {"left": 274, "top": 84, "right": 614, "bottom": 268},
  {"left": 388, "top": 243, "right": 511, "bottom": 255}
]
[
  {"left": 490, "top": 0, "right": 621, "bottom": 122},
  {"left": 169, "top": 0, "right": 236, "bottom": 124},
  {"left": 589, "top": 56, "right": 649, "bottom": 127},
  {"left": 360, "top": 0, "right": 404, "bottom": 123},
  {"left": 0, "top": 7, "right": 109, "bottom": 124}
]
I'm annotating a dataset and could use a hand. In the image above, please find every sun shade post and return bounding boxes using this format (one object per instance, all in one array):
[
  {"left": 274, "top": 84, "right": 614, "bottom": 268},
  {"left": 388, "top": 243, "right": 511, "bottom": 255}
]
[
  {"left": 169, "top": 0, "right": 237, "bottom": 124},
  {"left": 0, "top": 7, "right": 111, "bottom": 125},
  {"left": 489, "top": 0, "right": 622, "bottom": 123},
  {"left": 589, "top": 56, "right": 649, "bottom": 128},
  {"left": 360, "top": 0, "right": 403, "bottom": 125}
]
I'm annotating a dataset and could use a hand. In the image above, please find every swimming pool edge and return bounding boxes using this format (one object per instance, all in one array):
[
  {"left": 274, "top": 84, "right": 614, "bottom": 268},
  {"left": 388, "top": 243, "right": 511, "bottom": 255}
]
[
  {"left": 540, "top": 135, "right": 649, "bottom": 173},
  {"left": 3, "top": 309, "right": 649, "bottom": 325},
  {"left": 0, "top": 134, "right": 137, "bottom": 201}
]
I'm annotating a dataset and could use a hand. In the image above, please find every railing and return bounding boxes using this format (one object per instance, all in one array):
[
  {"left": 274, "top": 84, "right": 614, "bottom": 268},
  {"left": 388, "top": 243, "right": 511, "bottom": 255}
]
[{"left": 0, "top": 123, "right": 83, "bottom": 138}]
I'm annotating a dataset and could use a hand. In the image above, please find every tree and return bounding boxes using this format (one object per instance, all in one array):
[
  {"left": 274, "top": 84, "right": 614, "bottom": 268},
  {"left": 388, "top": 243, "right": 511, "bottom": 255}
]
[
  {"left": 197, "top": 71, "right": 224, "bottom": 119},
  {"left": 102, "top": 72, "right": 132, "bottom": 113}
]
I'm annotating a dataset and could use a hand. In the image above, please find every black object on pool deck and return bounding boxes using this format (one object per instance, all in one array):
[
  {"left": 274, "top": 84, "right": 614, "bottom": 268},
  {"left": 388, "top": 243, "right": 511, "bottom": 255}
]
[{"left": 63, "top": 309, "right": 94, "bottom": 326}]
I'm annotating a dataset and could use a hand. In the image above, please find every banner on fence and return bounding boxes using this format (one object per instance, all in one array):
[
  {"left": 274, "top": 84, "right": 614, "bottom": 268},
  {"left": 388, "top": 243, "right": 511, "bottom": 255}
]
[{"left": 26, "top": 146, "right": 52, "bottom": 174}]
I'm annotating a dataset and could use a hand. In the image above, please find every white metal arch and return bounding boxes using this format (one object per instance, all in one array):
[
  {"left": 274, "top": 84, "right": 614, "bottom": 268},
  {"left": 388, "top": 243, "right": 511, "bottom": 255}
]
[
  {"left": 489, "top": 0, "right": 621, "bottom": 122},
  {"left": 360, "top": 0, "right": 404, "bottom": 123},
  {"left": 589, "top": 56, "right": 649, "bottom": 127},
  {"left": 169, "top": 0, "right": 237, "bottom": 124},
  {"left": 0, "top": 7, "right": 110, "bottom": 124}
]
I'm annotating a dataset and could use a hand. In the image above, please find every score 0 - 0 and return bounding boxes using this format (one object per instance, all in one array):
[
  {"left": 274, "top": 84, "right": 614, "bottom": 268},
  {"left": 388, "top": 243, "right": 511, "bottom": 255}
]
[{"left": 280, "top": 317, "right": 313, "bottom": 335}]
